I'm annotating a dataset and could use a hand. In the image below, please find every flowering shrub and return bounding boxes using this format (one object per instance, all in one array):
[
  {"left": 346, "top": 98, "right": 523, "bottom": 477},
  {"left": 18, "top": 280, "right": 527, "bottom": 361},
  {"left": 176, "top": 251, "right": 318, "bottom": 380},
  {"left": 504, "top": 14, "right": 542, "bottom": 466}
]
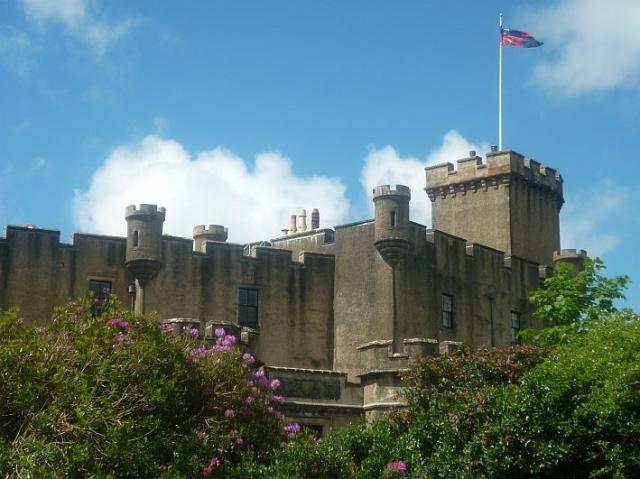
[
  {"left": 260, "top": 345, "right": 547, "bottom": 478},
  {"left": 0, "top": 296, "right": 288, "bottom": 477}
]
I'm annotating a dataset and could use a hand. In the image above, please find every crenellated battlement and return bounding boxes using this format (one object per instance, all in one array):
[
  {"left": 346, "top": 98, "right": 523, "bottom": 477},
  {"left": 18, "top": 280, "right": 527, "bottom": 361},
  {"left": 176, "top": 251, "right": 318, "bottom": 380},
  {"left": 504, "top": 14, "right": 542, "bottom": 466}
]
[
  {"left": 193, "top": 224, "right": 228, "bottom": 249},
  {"left": 125, "top": 204, "right": 166, "bottom": 219},
  {"left": 193, "top": 224, "right": 228, "bottom": 237},
  {"left": 425, "top": 150, "right": 563, "bottom": 201},
  {"left": 553, "top": 249, "right": 588, "bottom": 260},
  {"left": 372, "top": 184, "right": 411, "bottom": 200}
]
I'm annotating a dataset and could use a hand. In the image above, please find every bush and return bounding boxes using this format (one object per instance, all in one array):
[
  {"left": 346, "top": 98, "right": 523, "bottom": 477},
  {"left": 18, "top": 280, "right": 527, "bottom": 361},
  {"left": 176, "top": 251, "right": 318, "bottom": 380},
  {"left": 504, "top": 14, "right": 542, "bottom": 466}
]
[
  {"left": 263, "top": 314, "right": 640, "bottom": 478},
  {"left": 0, "top": 296, "right": 289, "bottom": 477},
  {"left": 499, "top": 312, "right": 640, "bottom": 478}
]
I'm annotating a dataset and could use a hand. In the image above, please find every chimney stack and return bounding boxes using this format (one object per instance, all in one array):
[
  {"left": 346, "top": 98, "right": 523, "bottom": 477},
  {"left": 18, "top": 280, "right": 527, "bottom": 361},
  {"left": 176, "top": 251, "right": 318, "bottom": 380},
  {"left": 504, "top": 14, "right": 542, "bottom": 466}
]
[
  {"left": 289, "top": 214, "right": 297, "bottom": 233},
  {"left": 299, "top": 209, "right": 307, "bottom": 232},
  {"left": 311, "top": 208, "right": 320, "bottom": 229}
]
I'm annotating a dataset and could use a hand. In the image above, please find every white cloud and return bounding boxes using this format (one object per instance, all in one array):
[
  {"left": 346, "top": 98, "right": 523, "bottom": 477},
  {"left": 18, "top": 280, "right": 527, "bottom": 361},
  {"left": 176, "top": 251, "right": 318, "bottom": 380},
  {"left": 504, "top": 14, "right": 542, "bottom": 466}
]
[
  {"left": 73, "top": 135, "right": 350, "bottom": 243},
  {"left": 21, "top": 0, "right": 133, "bottom": 57},
  {"left": 360, "top": 130, "right": 489, "bottom": 226},
  {"left": 561, "top": 180, "right": 629, "bottom": 257},
  {"left": 526, "top": 0, "right": 640, "bottom": 94}
]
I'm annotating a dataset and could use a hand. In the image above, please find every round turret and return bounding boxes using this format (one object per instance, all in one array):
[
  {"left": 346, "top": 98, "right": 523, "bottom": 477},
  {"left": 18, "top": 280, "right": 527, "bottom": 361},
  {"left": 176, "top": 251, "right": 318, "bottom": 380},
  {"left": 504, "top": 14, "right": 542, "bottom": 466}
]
[
  {"left": 125, "top": 204, "right": 166, "bottom": 283},
  {"left": 372, "top": 185, "right": 412, "bottom": 265},
  {"left": 553, "top": 249, "right": 588, "bottom": 273},
  {"left": 193, "top": 224, "right": 228, "bottom": 251}
]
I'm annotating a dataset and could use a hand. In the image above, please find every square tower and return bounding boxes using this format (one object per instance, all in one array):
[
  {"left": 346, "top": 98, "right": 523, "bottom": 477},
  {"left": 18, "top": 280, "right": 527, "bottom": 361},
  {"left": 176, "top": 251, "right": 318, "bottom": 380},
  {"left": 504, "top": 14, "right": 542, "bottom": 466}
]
[{"left": 425, "top": 150, "right": 564, "bottom": 266}]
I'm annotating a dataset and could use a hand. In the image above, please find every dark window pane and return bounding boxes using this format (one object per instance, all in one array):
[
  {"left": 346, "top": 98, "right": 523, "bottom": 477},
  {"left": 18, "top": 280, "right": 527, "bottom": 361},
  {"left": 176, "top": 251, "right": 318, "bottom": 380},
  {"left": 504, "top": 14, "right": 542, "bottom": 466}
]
[
  {"left": 511, "top": 311, "right": 521, "bottom": 344},
  {"left": 441, "top": 293, "right": 455, "bottom": 328},
  {"left": 238, "top": 288, "right": 259, "bottom": 327},
  {"left": 248, "top": 289, "right": 258, "bottom": 306},
  {"left": 89, "top": 280, "right": 112, "bottom": 302}
]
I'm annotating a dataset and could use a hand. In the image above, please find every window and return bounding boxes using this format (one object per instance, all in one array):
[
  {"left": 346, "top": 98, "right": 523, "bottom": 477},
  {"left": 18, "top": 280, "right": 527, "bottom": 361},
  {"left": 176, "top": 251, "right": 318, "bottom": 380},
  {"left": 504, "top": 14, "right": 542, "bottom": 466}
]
[
  {"left": 238, "top": 287, "right": 259, "bottom": 327},
  {"left": 441, "top": 293, "right": 455, "bottom": 328},
  {"left": 511, "top": 311, "right": 522, "bottom": 344},
  {"left": 390, "top": 210, "right": 396, "bottom": 227},
  {"left": 89, "top": 279, "right": 112, "bottom": 302},
  {"left": 133, "top": 230, "right": 139, "bottom": 247}
]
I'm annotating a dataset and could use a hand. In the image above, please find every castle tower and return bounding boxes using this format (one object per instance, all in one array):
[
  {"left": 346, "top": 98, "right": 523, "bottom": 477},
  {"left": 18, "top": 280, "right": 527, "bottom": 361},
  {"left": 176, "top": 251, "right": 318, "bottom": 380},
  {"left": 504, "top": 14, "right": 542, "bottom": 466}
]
[
  {"left": 193, "top": 224, "right": 228, "bottom": 252},
  {"left": 425, "top": 150, "right": 564, "bottom": 266},
  {"left": 373, "top": 185, "right": 412, "bottom": 266},
  {"left": 125, "top": 204, "right": 165, "bottom": 313},
  {"left": 553, "top": 249, "right": 587, "bottom": 274},
  {"left": 372, "top": 185, "right": 413, "bottom": 353}
]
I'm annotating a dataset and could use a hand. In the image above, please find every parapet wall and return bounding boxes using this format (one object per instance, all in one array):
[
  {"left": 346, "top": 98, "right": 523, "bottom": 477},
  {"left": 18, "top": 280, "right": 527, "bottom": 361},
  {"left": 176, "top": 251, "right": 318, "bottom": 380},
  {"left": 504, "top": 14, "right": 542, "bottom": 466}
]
[
  {"left": 0, "top": 223, "right": 336, "bottom": 371},
  {"left": 372, "top": 184, "right": 411, "bottom": 200},
  {"left": 425, "top": 150, "right": 563, "bottom": 265},
  {"left": 0, "top": 226, "right": 130, "bottom": 323},
  {"left": 125, "top": 204, "right": 166, "bottom": 219},
  {"left": 425, "top": 150, "right": 563, "bottom": 200}
]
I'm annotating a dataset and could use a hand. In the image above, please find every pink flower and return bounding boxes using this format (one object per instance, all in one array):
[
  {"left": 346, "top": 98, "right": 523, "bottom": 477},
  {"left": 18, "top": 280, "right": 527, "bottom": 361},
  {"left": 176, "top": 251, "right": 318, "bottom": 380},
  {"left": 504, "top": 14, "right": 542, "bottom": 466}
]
[
  {"left": 158, "top": 464, "right": 167, "bottom": 472},
  {"left": 203, "top": 465, "right": 212, "bottom": 475},
  {"left": 106, "top": 318, "right": 129, "bottom": 331},
  {"left": 197, "top": 431, "right": 207, "bottom": 440},
  {"left": 235, "top": 437, "right": 244, "bottom": 445},
  {"left": 186, "top": 326, "right": 199, "bottom": 337},
  {"left": 159, "top": 323, "right": 173, "bottom": 333},
  {"left": 224, "top": 408, "right": 235, "bottom": 418},
  {"left": 269, "top": 378, "right": 281, "bottom": 390},
  {"left": 214, "top": 327, "right": 225, "bottom": 337},
  {"left": 284, "top": 422, "right": 301, "bottom": 435},
  {"left": 243, "top": 396, "right": 253, "bottom": 404},
  {"left": 210, "top": 456, "right": 221, "bottom": 467},
  {"left": 387, "top": 460, "right": 407, "bottom": 472},
  {"left": 242, "top": 352, "right": 255, "bottom": 363}
]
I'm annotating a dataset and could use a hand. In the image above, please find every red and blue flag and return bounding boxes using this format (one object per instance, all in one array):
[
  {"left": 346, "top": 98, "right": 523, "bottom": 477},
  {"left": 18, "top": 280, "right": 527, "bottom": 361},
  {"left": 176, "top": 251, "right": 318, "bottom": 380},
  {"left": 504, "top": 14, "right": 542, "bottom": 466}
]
[{"left": 501, "top": 28, "right": 543, "bottom": 48}]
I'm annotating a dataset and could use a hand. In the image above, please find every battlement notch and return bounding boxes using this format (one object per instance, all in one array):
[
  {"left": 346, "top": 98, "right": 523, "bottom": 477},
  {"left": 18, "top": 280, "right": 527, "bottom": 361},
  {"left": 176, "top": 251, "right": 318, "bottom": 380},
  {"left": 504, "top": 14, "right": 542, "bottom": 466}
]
[
  {"left": 125, "top": 204, "right": 166, "bottom": 219},
  {"left": 193, "top": 224, "right": 228, "bottom": 251}
]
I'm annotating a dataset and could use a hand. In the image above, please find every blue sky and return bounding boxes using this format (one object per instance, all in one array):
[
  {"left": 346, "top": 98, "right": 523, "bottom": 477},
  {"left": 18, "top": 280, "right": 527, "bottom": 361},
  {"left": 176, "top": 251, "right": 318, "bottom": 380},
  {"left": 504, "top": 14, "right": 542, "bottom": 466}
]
[{"left": 1, "top": 0, "right": 639, "bottom": 309}]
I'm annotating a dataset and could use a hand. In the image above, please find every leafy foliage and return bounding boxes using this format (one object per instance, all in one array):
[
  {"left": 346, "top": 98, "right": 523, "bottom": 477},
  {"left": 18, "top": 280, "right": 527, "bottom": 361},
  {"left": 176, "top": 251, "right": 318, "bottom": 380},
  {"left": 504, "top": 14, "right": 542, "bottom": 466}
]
[
  {"left": 500, "top": 312, "right": 640, "bottom": 478},
  {"left": 0, "top": 296, "right": 289, "bottom": 477},
  {"left": 527, "top": 258, "right": 629, "bottom": 344}
]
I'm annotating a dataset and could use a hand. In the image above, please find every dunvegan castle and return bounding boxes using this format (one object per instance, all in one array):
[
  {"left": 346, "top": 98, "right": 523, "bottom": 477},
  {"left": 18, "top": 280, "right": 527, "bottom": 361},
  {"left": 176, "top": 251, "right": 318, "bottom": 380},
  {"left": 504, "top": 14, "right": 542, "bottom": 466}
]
[{"left": 0, "top": 149, "right": 586, "bottom": 433}]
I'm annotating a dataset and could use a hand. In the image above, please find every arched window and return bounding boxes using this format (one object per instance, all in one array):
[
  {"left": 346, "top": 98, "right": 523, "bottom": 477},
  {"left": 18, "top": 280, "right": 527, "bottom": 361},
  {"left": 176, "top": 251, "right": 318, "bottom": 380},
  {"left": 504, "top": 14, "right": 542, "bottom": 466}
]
[{"left": 133, "top": 230, "right": 139, "bottom": 247}]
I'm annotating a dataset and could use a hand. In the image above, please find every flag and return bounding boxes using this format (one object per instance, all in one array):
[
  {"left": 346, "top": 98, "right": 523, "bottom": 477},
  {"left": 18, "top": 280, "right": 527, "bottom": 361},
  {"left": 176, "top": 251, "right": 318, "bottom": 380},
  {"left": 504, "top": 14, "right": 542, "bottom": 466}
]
[{"left": 501, "top": 28, "right": 543, "bottom": 48}]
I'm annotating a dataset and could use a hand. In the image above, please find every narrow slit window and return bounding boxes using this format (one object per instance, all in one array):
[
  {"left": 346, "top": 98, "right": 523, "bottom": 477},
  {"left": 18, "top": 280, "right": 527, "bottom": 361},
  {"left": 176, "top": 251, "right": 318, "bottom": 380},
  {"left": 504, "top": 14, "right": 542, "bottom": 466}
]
[
  {"left": 133, "top": 230, "right": 139, "bottom": 247},
  {"left": 390, "top": 210, "right": 396, "bottom": 227}
]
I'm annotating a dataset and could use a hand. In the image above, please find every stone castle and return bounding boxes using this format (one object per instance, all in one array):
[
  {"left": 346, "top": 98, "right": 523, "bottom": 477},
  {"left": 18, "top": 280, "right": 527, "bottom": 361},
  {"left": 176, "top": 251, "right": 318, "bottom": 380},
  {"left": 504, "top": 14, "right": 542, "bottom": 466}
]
[{"left": 0, "top": 149, "right": 586, "bottom": 433}]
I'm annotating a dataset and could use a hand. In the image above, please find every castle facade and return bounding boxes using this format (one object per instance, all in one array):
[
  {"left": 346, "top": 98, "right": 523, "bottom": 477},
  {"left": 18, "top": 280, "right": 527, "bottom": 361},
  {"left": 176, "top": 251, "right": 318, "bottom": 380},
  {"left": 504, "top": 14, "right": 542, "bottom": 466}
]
[{"left": 0, "top": 150, "right": 586, "bottom": 432}]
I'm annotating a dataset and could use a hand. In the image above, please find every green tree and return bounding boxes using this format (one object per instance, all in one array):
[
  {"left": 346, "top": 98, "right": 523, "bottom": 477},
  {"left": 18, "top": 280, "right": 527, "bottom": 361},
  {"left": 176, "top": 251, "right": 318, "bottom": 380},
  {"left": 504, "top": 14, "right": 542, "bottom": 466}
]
[{"left": 527, "top": 257, "right": 630, "bottom": 345}]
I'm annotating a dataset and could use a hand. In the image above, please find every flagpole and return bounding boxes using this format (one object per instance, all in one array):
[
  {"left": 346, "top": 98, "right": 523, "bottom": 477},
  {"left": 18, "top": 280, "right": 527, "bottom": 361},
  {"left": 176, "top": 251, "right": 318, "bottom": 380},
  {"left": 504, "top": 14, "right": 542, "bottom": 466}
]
[{"left": 499, "top": 13, "right": 503, "bottom": 151}]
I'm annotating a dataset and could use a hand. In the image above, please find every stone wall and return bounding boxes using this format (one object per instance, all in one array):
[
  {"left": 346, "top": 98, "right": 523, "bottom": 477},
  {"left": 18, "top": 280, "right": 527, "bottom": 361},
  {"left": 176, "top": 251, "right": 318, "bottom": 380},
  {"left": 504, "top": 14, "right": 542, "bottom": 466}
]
[{"left": 0, "top": 227, "right": 335, "bottom": 371}]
